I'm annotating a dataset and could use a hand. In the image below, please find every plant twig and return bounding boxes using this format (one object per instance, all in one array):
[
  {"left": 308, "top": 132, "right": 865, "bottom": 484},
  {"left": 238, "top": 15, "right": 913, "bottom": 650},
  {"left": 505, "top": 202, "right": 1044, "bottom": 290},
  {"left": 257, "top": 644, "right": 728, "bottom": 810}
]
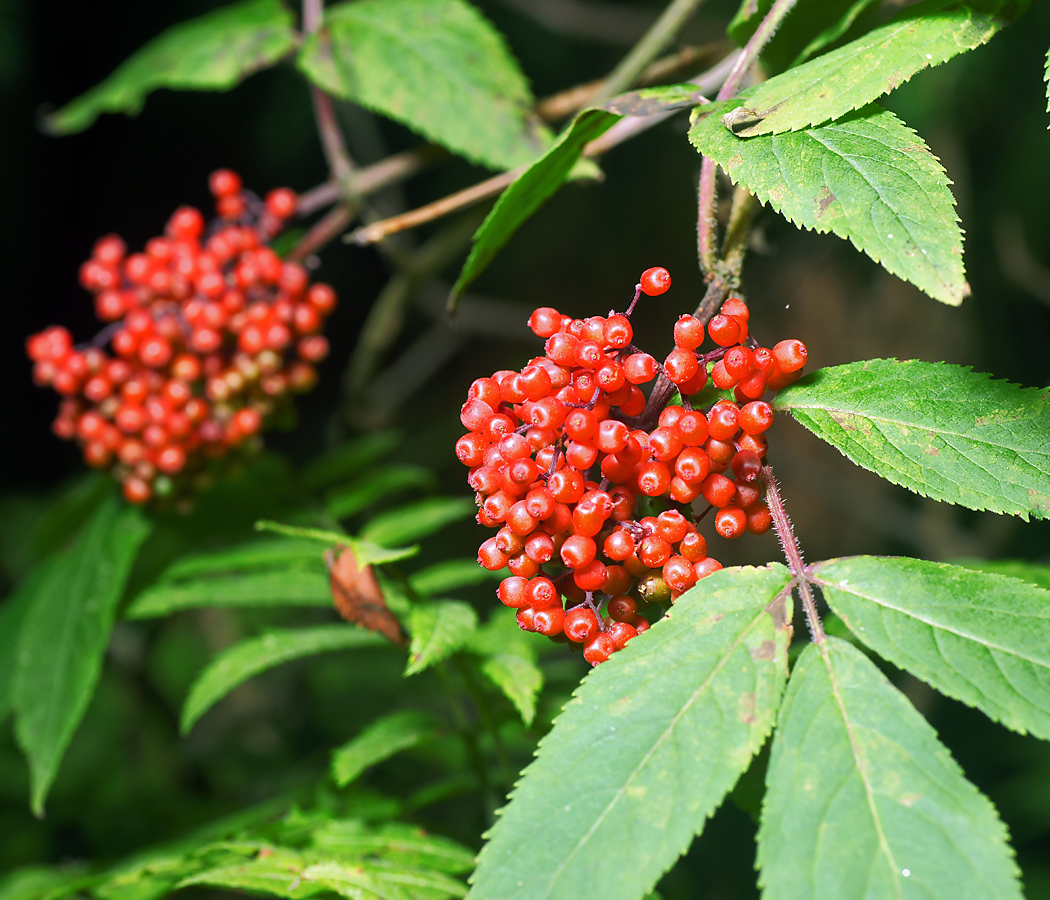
[
  {"left": 289, "top": 204, "right": 354, "bottom": 262},
  {"left": 697, "top": 0, "right": 797, "bottom": 275},
  {"left": 303, "top": 0, "right": 356, "bottom": 187},
  {"left": 760, "top": 462, "right": 824, "bottom": 645},
  {"left": 588, "top": 0, "right": 711, "bottom": 106}
]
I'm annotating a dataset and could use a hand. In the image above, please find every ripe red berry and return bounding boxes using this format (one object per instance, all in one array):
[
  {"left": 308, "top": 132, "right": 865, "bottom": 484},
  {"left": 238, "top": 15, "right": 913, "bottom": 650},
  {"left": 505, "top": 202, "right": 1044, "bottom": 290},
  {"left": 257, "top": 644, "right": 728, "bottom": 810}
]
[
  {"left": 564, "top": 608, "right": 600, "bottom": 643},
  {"left": 639, "top": 267, "right": 671, "bottom": 296}
]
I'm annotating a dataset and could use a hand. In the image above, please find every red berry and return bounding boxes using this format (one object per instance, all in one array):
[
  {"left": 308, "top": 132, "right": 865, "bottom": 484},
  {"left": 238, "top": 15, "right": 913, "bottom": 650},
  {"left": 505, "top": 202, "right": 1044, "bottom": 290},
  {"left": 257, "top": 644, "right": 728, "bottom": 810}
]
[
  {"left": 564, "top": 608, "right": 600, "bottom": 643},
  {"left": 639, "top": 267, "right": 671, "bottom": 296}
]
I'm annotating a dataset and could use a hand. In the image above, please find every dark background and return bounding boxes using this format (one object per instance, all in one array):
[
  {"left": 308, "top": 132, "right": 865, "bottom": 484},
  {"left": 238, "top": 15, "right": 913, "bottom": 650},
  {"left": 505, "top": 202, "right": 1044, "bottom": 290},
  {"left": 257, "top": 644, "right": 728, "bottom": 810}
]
[{"left": 2, "top": 0, "right": 1050, "bottom": 896}]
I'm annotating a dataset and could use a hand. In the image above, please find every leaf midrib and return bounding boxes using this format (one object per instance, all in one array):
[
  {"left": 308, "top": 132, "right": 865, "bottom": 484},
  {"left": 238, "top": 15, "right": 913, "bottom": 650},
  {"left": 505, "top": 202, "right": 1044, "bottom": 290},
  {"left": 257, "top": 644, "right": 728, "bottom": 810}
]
[
  {"left": 818, "top": 580, "right": 1050, "bottom": 670},
  {"left": 541, "top": 603, "right": 778, "bottom": 895}
]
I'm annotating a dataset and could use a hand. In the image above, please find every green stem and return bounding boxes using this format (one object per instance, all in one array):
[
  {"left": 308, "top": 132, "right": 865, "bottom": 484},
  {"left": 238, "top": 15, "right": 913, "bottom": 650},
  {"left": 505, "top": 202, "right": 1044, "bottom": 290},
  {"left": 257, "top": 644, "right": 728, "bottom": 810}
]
[{"left": 589, "top": 0, "right": 711, "bottom": 106}]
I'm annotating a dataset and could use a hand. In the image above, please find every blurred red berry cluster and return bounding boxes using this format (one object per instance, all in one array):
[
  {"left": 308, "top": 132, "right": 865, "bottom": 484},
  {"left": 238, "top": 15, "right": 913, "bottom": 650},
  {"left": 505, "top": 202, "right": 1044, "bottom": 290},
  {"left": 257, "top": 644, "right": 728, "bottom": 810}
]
[
  {"left": 27, "top": 170, "right": 338, "bottom": 505},
  {"left": 456, "top": 267, "right": 807, "bottom": 664}
]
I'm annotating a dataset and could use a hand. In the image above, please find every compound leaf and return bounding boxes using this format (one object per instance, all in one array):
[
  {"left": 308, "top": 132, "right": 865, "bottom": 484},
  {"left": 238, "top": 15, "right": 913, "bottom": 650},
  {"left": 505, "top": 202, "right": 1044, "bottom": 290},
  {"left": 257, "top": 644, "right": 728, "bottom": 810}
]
[
  {"left": 361, "top": 498, "right": 476, "bottom": 548},
  {"left": 405, "top": 601, "right": 478, "bottom": 677},
  {"left": 723, "top": 0, "right": 1033, "bottom": 137},
  {"left": 297, "top": 0, "right": 549, "bottom": 171},
  {"left": 45, "top": 0, "right": 297, "bottom": 134},
  {"left": 479, "top": 654, "right": 543, "bottom": 727},
  {"left": 759, "top": 638, "right": 1022, "bottom": 899},
  {"left": 467, "top": 565, "right": 792, "bottom": 900},
  {"left": 812, "top": 556, "right": 1050, "bottom": 740},
  {"left": 13, "top": 493, "right": 152, "bottom": 815},
  {"left": 326, "top": 465, "right": 438, "bottom": 521},
  {"left": 179, "top": 849, "right": 317, "bottom": 899},
  {"left": 691, "top": 104, "right": 966, "bottom": 305},
  {"left": 181, "top": 625, "right": 387, "bottom": 733},
  {"left": 331, "top": 711, "right": 441, "bottom": 787},
  {"left": 772, "top": 359, "right": 1050, "bottom": 519}
]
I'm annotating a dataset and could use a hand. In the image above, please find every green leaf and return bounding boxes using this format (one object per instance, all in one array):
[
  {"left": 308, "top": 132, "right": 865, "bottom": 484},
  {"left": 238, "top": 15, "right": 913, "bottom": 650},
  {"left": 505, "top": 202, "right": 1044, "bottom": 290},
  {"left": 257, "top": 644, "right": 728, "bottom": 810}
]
[
  {"left": 812, "top": 556, "right": 1050, "bottom": 741},
  {"left": 303, "top": 859, "right": 465, "bottom": 900},
  {"left": 758, "top": 638, "right": 1022, "bottom": 899},
  {"left": 296, "top": 0, "right": 550, "bottom": 171},
  {"left": 722, "top": 0, "right": 1032, "bottom": 137},
  {"left": 252, "top": 521, "right": 421, "bottom": 567},
  {"left": 0, "top": 867, "right": 85, "bottom": 900},
  {"left": 331, "top": 711, "right": 441, "bottom": 787},
  {"left": 361, "top": 498, "right": 476, "bottom": 548},
  {"left": 772, "top": 359, "right": 1050, "bottom": 519},
  {"left": 728, "top": 0, "right": 882, "bottom": 71},
  {"left": 179, "top": 848, "right": 319, "bottom": 899},
  {"left": 449, "top": 108, "right": 620, "bottom": 306},
  {"left": 690, "top": 104, "right": 966, "bottom": 305},
  {"left": 125, "top": 569, "right": 333, "bottom": 619},
  {"left": 156, "top": 538, "right": 325, "bottom": 581},
  {"left": 311, "top": 821, "right": 474, "bottom": 874},
  {"left": 181, "top": 625, "right": 387, "bottom": 733},
  {"left": 326, "top": 465, "right": 438, "bottom": 521},
  {"left": 479, "top": 654, "right": 542, "bottom": 727},
  {"left": 468, "top": 566, "right": 793, "bottom": 900},
  {"left": 951, "top": 558, "right": 1050, "bottom": 591},
  {"left": 13, "top": 494, "right": 151, "bottom": 815},
  {"left": 0, "top": 587, "right": 33, "bottom": 724},
  {"left": 45, "top": 0, "right": 297, "bottom": 135},
  {"left": 408, "top": 560, "right": 500, "bottom": 596},
  {"left": 405, "top": 601, "right": 478, "bottom": 676}
]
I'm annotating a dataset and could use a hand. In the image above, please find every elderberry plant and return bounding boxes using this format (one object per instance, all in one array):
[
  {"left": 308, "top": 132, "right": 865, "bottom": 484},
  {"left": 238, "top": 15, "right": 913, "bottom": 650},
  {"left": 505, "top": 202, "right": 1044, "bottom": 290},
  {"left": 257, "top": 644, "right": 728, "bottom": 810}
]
[{"left": 2, "top": 2, "right": 1050, "bottom": 900}]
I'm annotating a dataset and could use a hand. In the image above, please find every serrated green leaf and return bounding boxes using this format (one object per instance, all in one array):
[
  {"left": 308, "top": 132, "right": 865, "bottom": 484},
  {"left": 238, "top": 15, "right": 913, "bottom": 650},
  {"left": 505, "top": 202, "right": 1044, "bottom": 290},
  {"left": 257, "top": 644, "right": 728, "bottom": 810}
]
[
  {"left": 331, "top": 711, "right": 441, "bottom": 787},
  {"left": 296, "top": 0, "right": 549, "bottom": 171},
  {"left": 361, "top": 498, "right": 476, "bottom": 548},
  {"left": 326, "top": 466, "right": 438, "bottom": 521},
  {"left": 125, "top": 569, "right": 333, "bottom": 619},
  {"left": 728, "top": 0, "right": 882, "bottom": 71},
  {"left": 13, "top": 494, "right": 152, "bottom": 815},
  {"left": 250, "top": 521, "right": 420, "bottom": 567},
  {"left": 773, "top": 359, "right": 1050, "bottom": 518},
  {"left": 723, "top": 0, "right": 1032, "bottom": 137},
  {"left": 408, "top": 560, "right": 500, "bottom": 597},
  {"left": 182, "top": 625, "right": 387, "bottom": 733},
  {"left": 312, "top": 821, "right": 474, "bottom": 874},
  {"left": 45, "top": 0, "right": 297, "bottom": 135},
  {"left": 691, "top": 104, "right": 966, "bottom": 305},
  {"left": 951, "top": 558, "right": 1050, "bottom": 591},
  {"left": 812, "top": 556, "right": 1050, "bottom": 740},
  {"left": 758, "top": 638, "right": 1022, "bottom": 899},
  {"left": 479, "top": 654, "right": 542, "bottom": 727},
  {"left": 468, "top": 565, "right": 793, "bottom": 900},
  {"left": 405, "top": 601, "right": 478, "bottom": 676},
  {"left": 449, "top": 108, "right": 620, "bottom": 305}
]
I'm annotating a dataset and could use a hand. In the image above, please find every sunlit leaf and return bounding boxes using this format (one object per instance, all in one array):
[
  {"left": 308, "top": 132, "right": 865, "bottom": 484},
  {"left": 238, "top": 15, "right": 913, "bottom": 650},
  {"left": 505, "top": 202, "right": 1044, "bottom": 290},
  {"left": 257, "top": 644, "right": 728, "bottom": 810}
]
[
  {"left": 773, "top": 360, "right": 1050, "bottom": 518},
  {"left": 758, "top": 638, "right": 1022, "bottom": 899},
  {"left": 332, "top": 711, "right": 442, "bottom": 787},
  {"left": 468, "top": 566, "right": 793, "bottom": 900},
  {"left": 405, "top": 601, "right": 478, "bottom": 677}
]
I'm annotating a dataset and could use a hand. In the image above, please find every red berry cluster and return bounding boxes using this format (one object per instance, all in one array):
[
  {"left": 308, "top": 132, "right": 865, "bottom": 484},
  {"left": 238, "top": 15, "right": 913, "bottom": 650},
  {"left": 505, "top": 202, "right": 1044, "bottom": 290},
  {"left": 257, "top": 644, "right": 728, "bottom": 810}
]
[
  {"left": 26, "top": 170, "right": 338, "bottom": 505},
  {"left": 456, "top": 267, "right": 808, "bottom": 665}
]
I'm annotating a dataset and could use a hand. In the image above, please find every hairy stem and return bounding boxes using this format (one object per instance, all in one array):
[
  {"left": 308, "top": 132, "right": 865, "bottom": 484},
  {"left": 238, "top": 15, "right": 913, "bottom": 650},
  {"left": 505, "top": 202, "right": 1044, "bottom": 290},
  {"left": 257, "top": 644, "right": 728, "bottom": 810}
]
[
  {"left": 696, "top": 0, "right": 797, "bottom": 275},
  {"left": 589, "top": 0, "right": 710, "bottom": 106},
  {"left": 760, "top": 463, "right": 824, "bottom": 645}
]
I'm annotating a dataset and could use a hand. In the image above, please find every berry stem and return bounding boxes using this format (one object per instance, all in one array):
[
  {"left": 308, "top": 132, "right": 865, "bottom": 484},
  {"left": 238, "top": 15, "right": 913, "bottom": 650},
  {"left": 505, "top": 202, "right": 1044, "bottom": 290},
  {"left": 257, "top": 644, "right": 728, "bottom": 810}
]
[
  {"left": 288, "top": 204, "right": 354, "bottom": 262},
  {"left": 760, "top": 462, "right": 825, "bottom": 645}
]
